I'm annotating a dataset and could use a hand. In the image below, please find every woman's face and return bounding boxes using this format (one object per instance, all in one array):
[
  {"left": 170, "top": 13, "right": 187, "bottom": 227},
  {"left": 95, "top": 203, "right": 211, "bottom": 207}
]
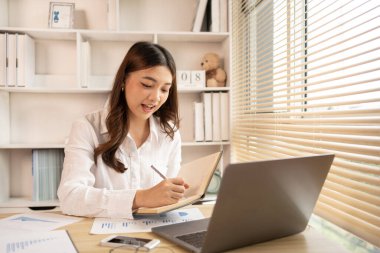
[{"left": 124, "top": 66, "right": 173, "bottom": 122}]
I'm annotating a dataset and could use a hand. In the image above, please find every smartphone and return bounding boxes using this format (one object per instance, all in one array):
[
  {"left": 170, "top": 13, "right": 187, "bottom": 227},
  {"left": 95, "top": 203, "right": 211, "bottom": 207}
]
[{"left": 100, "top": 235, "right": 160, "bottom": 250}]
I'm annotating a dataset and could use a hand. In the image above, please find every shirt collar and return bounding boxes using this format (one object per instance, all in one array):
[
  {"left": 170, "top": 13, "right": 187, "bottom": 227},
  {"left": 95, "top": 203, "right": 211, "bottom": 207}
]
[{"left": 100, "top": 108, "right": 109, "bottom": 135}]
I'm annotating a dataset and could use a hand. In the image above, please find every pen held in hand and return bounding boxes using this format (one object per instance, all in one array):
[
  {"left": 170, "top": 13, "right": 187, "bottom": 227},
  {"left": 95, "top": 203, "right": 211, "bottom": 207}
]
[{"left": 150, "top": 165, "right": 167, "bottom": 179}]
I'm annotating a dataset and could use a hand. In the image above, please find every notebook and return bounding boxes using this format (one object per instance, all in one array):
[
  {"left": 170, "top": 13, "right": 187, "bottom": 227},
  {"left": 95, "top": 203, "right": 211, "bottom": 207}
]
[
  {"left": 152, "top": 154, "right": 334, "bottom": 253},
  {"left": 134, "top": 151, "right": 223, "bottom": 215}
]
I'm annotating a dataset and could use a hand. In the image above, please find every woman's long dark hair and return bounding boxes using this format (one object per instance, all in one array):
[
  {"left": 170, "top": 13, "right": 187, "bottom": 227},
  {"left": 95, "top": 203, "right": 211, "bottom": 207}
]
[{"left": 94, "top": 41, "right": 179, "bottom": 173}]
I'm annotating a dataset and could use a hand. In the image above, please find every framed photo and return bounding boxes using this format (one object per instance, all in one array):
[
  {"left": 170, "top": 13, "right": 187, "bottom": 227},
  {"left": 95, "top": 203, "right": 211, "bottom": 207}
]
[{"left": 49, "top": 2, "right": 75, "bottom": 29}]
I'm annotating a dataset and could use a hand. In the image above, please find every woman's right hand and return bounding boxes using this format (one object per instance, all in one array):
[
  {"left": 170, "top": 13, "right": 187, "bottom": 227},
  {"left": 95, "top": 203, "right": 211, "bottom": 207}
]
[{"left": 133, "top": 177, "right": 189, "bottom": 209}]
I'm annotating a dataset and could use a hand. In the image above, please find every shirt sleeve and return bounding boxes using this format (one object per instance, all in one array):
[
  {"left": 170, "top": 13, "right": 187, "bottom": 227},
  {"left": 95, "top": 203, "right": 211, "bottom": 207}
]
[
  {"left": 165, "top": 130, "right": 182, "bottom": 178},
  {"left": 57, "top": 119, "right": 136, "bottom": 219}
]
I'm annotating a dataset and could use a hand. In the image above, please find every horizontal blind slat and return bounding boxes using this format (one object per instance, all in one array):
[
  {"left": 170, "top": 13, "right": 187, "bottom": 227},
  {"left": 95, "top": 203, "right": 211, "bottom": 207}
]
[
  {"left": 231, "top": 0, "right": 380, "bottom": 246},
  {"left": 315, "top": 202, "right": 380, "bottom": 247}
]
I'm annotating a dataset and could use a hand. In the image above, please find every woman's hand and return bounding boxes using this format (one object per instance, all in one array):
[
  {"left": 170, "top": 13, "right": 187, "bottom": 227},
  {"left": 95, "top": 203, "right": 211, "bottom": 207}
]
[{"left": 133, "top": 177, "right": 189, "bottom": 209}]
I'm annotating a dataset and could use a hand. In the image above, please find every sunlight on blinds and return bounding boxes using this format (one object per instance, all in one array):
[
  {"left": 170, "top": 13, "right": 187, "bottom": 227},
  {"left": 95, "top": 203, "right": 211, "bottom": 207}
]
[{"left": 231, "top": 0, "right": 380, "bottom": 247}]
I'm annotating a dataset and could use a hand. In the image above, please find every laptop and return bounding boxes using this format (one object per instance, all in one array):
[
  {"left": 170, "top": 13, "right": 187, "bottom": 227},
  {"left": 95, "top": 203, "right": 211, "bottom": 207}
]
[{"left": 152, "top": 154, "right": 334, "bottom": 253}]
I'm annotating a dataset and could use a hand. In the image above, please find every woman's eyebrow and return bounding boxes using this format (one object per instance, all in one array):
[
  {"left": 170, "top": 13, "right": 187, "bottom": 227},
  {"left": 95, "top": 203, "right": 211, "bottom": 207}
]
[
  {"left": 142, "top": 76, "right": 172, "bottom": 86},
  {"left": 142, "top": 76, "right": 157, "bottom": 82}
]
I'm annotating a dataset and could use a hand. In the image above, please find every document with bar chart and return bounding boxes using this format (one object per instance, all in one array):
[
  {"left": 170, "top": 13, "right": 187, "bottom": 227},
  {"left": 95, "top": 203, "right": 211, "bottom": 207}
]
[
  {"left": 90, "top": 208, "right": 204, "bottom": 234},
  {"left": 0, "top": 230, "right": 77, "bottom": 253},
  {"left": 0, "top": 212, "right": 82, "bottom": 234}
]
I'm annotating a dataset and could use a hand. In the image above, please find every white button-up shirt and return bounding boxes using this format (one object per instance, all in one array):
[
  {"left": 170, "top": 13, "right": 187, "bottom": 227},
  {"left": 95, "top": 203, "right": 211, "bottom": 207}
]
[{"left": 57, "top": 108, "right": 181, "bottom": 219}]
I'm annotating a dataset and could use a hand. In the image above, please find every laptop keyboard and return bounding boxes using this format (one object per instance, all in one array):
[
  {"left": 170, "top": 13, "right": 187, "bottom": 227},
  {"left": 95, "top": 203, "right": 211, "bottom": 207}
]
[{"left": 176, "top": 231, "right": 207, "bottom": 249}]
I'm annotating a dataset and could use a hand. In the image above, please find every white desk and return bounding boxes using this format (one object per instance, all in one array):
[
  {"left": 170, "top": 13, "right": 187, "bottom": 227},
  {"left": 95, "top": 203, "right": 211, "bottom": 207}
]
[{"left": 0, "top": 205, "right": 349, "bottom": 253}]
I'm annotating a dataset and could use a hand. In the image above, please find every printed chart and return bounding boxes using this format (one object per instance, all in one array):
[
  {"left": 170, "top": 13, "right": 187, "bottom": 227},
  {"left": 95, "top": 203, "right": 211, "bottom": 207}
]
[
  {"left": 90, "top": 208, "right": 204, "bottom": 234},
  {"left": 0, "top": 230, "right": 77, "bottom": 253}
]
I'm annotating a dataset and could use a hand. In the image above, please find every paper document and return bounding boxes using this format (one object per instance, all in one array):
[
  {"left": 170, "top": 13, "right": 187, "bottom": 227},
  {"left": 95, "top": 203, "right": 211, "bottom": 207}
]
[
  {"left": 0, "top": 212, "right": 82, "bottom": 234},
  {"left": 91, "top": 208, "right": 204, "bottom": 234},
  {"left": 0, "top": 230, "right": 77, "bottom": 253}
]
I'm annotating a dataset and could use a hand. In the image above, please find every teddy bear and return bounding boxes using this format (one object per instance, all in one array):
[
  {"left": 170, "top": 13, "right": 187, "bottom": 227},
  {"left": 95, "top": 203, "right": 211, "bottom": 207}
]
[{"left": 201, "top": 53, "right": 227, "bottom": 87}]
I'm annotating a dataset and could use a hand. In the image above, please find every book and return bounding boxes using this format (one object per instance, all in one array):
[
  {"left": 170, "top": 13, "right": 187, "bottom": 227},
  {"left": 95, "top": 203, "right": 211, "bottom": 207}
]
[
  {"left": 194, "top": 101, "right": 205, "bottom": 141},
  {"left": 16, "top": 33, "right": 35, "bottom": 87},
  {"left": 134, "top": 151, "right": 222, "bottom": 215},
  {"left": 202, "top": 92, "right": 213, "bottom": 141},
  {"left": 192, "top": 0, "right": 209, "bottom": 32}
]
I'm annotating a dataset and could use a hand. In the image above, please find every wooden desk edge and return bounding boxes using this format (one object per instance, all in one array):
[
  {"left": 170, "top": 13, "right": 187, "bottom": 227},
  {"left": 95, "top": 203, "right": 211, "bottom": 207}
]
[{"left": 0, "top": 205, "right": 349, "bottom": 253}]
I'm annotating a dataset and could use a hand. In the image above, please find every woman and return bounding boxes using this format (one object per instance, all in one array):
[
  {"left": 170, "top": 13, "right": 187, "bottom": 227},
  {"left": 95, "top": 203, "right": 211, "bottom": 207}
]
[{"left": 58, "top": 41, "right": 188, "bottom": 218}]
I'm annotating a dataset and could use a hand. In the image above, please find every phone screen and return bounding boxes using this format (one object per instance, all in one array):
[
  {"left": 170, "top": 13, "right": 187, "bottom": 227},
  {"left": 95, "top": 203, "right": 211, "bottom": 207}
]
[{"left": 108, "top": 236, "right": 151, "bottom": 246}]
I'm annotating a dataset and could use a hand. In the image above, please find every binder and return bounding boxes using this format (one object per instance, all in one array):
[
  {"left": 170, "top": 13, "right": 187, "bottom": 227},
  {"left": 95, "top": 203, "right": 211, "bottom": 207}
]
[
  {"left": 6, "top": 33, "right": 16, "bottom": 87},
  {"left": 0, "top": 33, "right": 6, "bottom": 87},
  {"left": 107, "top": 0, "right": 118, "bottom": 30},
  {"left": 16, "top": 33, "right": 35, "bottom": 87},
  {"left": 210, "top": 0, "right": 220, "bottom": 32},
  {"left": 80, "top": 41, "right": 91, "bottom": 88},
  {"left": 194, "top": 101, "right": 205, "bottom": 141},
  {"left": 220, "top": 0, "right": 228, "bottom": 32},
  {"left": 220, "top": 92, "right": 229, "bottom": 140},
  {"left": 202, "top": 92, "right": 213, "bottom": 141},
  {"left": 212, "top": 92, "right": 221, "bottom": 141}
]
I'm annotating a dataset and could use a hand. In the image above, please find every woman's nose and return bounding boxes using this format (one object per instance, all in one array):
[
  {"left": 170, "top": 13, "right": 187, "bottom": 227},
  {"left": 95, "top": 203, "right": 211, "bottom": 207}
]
[{"left": 149, "top": 89, "right": 161, "bottom": 102}]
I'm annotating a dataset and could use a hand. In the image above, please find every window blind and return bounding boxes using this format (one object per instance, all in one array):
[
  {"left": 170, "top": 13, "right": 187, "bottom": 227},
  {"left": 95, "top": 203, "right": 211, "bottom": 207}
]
[{"left": 231, "top": 0, "right": 380, "bottom": 247}]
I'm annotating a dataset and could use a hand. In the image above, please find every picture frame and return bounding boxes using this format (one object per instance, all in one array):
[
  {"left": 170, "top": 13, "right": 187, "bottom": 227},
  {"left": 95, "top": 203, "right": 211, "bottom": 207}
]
[{"left": 48, "top": 2, "right": 75, "bottom": 29}]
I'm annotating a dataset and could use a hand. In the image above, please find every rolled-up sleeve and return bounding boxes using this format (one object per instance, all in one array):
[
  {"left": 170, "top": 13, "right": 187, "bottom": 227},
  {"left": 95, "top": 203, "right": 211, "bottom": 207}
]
[{"left": 57, "top": 119, "right": 136, "bottom": 219}]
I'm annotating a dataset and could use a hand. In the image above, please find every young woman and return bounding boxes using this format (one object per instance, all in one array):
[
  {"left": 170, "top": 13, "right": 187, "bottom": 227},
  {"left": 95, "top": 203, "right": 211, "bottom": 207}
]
[{"left": 58, "top": 41, "right": 188, "bottom": 218}]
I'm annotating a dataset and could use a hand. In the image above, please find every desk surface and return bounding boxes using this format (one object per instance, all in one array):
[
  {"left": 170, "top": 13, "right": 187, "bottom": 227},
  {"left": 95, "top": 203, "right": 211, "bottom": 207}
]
[{"left": 0, "top": 205, "right": 349, "bottom": 253}]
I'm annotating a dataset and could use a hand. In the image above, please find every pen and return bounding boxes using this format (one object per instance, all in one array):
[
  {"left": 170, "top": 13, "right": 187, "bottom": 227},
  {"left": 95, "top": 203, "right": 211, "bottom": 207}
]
[{"left": 150, "top": 165, "right": 167, "bottom": 179}]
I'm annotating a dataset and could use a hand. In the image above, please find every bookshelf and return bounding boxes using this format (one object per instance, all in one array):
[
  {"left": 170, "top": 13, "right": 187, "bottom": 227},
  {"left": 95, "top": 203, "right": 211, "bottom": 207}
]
[{"left": 0, "top": 0, "right": 230, "bottom": 208}]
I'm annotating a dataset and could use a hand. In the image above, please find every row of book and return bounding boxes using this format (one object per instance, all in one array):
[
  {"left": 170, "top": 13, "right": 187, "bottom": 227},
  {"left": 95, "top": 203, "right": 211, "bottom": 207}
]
[
  {"left": 192, "top": 0, "right": 228, "bottom": 32},
  {"left": 194, "top": 92, "right": 229, "bottom": 142},
  {"left": 0, "top": 32, "right": 35, "bottom": 87},
  {"left": 32, "top": 149, "right": 64, "bottom": 201}
]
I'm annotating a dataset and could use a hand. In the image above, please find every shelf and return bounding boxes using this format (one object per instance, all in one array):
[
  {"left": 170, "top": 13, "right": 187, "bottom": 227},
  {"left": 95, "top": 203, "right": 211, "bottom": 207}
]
[
  {"left": 0, "top": 27, "right": 78, "bottom": 40},
  {"left": 0, "top": 87, "right": 111, "bottom": 94},
  {"left": 0, "top": 142, "right": 230, "bottom": 149},
  {"left": 0, "top": 197, "right": 59, "bottom": 208},
  {"left": 0, "top": 144, "right": 65, "bottom": 149},
  {"left": 80, "top": 30, "right": 154, "bottom": 42},
  {"left": 1, "top": 86, "right": 230, "bottom": 94},
  {"left": 1, "top": 27, "right": 229, "bottom": 43},
  {"left": 178, "top": 87, "right": 230, "bottom": 93},
  {"left": 157, "top": 32, "right": 229, "bottom": 42},
  {"left": 182, "top": 141, "right": 230, "bottom": 147}
]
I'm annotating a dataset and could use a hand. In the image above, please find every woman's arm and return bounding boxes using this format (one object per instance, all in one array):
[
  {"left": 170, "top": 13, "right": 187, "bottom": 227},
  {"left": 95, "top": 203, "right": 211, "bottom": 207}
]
[{"left": 57, "top": 119, "right": 136, "bottom": 218}]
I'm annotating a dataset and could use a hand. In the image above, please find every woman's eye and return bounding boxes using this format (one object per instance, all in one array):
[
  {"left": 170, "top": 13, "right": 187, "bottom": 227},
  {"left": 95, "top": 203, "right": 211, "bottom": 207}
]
[
  {"left": 162, "top": 89, "right": 169, "bottom": 93},
  {"left": 141, "top": 83, "right": 152, "bottom": 88}
]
